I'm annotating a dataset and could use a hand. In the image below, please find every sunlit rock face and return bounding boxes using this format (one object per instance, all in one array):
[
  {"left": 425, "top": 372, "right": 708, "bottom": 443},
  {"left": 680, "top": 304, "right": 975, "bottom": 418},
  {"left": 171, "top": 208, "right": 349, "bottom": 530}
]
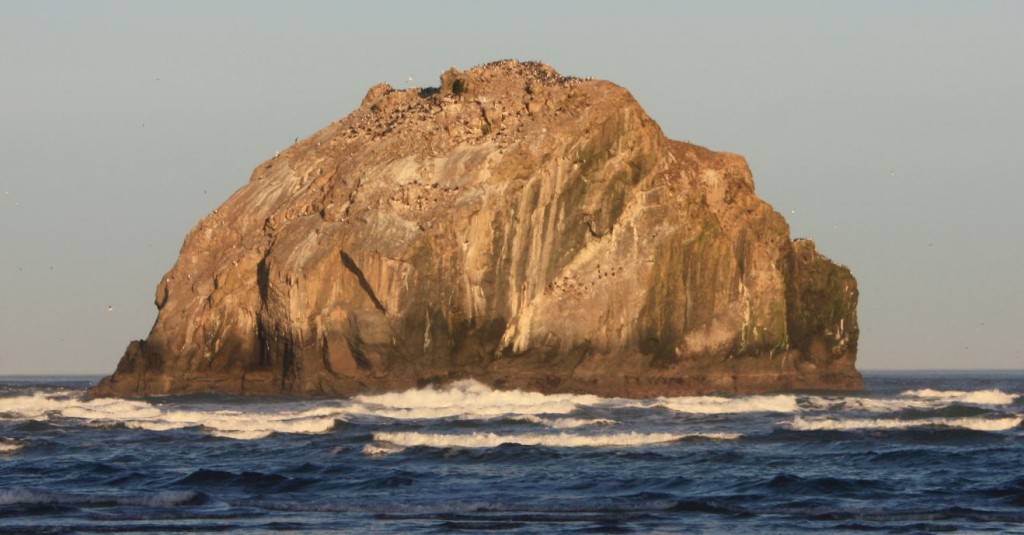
[{"left": 90, "top": 60, "right": 861, "bottom": 399}]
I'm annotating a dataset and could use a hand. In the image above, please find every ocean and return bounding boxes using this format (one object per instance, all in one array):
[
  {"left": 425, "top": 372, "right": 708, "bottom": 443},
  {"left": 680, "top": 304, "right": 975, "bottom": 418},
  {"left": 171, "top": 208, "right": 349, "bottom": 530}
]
[{"left": 1, "top": 371, "right": 1022, "bottom": 534}]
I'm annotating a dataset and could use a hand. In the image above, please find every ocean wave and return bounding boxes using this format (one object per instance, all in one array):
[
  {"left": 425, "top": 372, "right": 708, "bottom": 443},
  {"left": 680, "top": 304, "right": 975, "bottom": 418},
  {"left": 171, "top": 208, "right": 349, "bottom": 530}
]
[
  {"left": 802, "top": 396, "right": 924, "bottom": 413},
  {"left": 364, "top": 430, "right": 740, "bottom": 455},
  {"left": 0, "top": 393, "right": 161, "bottom": 421},
  {"left": 124, "top": 408, "right": 344, "bottom": 439},
  {"left": 58, "top": 398, "right": 163, "bottom": 420},
  {"left": 510, "top": 415, "right": 617, "bottom": 429},
  {"left": 0, "top": 392, "right": 347, "bottom": 440},
  {"left": 803, "top": 390, "right": 1020, "bottom": 413},
  {"left": 655, "top": 394, "right": 799, "bottom": 414},
  {"left": 789, "top": 415, "right": 1023, "bottom": 432},
  {"left": 899, "top": 388, "right": 1019, "bottom": 405},
  {"left": 0, "top": 392, "right": 81, "bottom": 419},
  {"left": 0, "top": 381, "right": 616, "bottom": 439},
  {"left": 0, "top": 439, "right": 24, "bottom": 454},
  {"left": 347, "top": 379, "right": 601, "bottom": 420},
  {"left": 6, "top": 380, "right": 1017, "bottom": 442}
]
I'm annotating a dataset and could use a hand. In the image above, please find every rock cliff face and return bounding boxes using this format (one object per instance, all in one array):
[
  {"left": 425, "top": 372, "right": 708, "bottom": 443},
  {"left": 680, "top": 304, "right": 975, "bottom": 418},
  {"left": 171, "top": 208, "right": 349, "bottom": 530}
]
[{"left": 90, "top": 60, "right": 862, "bottom": 398}]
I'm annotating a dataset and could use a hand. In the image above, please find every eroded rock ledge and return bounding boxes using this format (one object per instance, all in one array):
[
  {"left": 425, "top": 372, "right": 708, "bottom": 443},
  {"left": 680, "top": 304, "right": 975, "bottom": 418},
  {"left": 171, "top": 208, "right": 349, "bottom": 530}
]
[{"left": 90, "top": 60, "right": 862, "bottom": 399}]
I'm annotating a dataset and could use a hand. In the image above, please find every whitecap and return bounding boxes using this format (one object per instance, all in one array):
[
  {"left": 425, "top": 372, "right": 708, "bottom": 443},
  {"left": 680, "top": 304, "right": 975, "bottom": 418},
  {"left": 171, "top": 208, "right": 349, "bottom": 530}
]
[
  {"left": 122, "top": 406, "right": 344, "bottom": 440},
  {"left": 0, "top": 392, "right": 75, "bottom": 419},
  {"left": 0, "top": 439, "right": 24, "bottom": 454},
  {"left": 201, "top": 414, "right": 339, "bottom": 438},
  {"left": 0, "top": 390, "right": 348, "bottom": 440},
  {"left": 656, "top": 394, "right": 800, "bottom": 414},
  {"left": 61, "top": 398, "right": 163, "bottom": 420},
  {"left": 0, "top": 380, "right": 632, "bottom": 437},
  {"left": 803, "top": 390, "right": 1021, "bottom": 413},
  {"left": 207, "top": 428, "right": 275, "bottom": 440},
  {"left": 511, "top": 415, "right": 617, "bottom": 429},
  {"left": 789, "top": 415, "right": 1023, "bottom": 432},
  {"left": 803, "top": 395, "right": 939, "bottom": 413},
  {"left": 900, "top": 388, "right": 1019, "bottom": 406},
  {"left": 123, "top": 420, "right": 193, "bottom": 432},
  {"left": 348, "top": 379, "right": 601, "bottom": 420},
  {"left": 364, "top": 430, "right": 740, "bottom": 455},
  {"left": 0, "top": 392, "right": 161, "bottom": 422}
]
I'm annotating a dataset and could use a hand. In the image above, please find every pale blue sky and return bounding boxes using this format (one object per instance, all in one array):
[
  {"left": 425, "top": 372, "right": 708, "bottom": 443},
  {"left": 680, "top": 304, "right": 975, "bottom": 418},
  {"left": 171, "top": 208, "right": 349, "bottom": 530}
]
[{"left": 1, "top": 1, "right": 1021, "bottom": 374}]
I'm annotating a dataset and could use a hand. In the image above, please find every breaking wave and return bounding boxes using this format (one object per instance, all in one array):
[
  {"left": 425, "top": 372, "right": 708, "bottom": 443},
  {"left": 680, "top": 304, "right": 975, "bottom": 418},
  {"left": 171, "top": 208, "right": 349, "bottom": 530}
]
[
  {"left": 2, "top": 380, "right": 1021, "bottom": 442},
  {"left": 655, "top": 394, "right": 800, "bottom": 414},
  {"left": 0, "top": 393, "right": 346, "bottom": 440},
  {"left": 0, "top": 439, "right": 24, "bottom": 454},
  {"left": 346, "top": 379, "right": 601, "bottom": 419},
  {"left": 802, "top": 388, "right": 1020, "bottom": 413},
  {"left": 900, "top": 388, "right": 1019, "bottom": 405},
  {"left": 125, "top": 410, "right": 343, "bottom": 440},
  {"left": 364, "top": 430, "right": 741, "bottom": 455},
  {"left": 511, "top": 415, "right": 617, "bottom": 429},
  {"left": 0, "top": 380, "right": 615, "bottom": 440},
  {"left": 789, "top": 415, "right": 1023, "bottom": 432}
]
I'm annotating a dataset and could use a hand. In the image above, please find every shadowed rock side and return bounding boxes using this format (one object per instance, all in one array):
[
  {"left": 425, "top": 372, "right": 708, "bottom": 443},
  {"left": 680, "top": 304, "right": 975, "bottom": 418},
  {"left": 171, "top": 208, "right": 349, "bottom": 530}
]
[{"left": 90, "top": 60, "right": 862, "bottom": 398}]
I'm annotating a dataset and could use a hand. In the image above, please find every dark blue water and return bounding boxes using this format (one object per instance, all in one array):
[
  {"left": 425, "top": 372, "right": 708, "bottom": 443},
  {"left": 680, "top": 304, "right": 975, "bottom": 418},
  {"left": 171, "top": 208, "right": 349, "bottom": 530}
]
[{"left": 1, "top": 371, "right": 1022, "bottom": 533}]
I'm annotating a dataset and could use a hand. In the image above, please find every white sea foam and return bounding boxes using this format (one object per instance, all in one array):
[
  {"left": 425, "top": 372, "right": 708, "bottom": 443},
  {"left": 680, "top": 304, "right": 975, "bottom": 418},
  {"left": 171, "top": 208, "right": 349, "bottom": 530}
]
[
  {"left": 803, "top": 395, "right": 939, "bottom": 413},
  {"left": 120, "top": 379, "right": 618, "bottom": 437},
  {"left": 61, "top": 399, "right": 163, "bottom": 420},
  {"left": 803, "top": 390, "right": 1021, "bottom": 413},
  {"left": 0, "top": 391, "right": 347, "bottom": 440},
  {"left": 12, "top": 379, "right": 1013, "bottom": 443},
  {"left": 0, "top": 440, "right": 23, "bottom": 454},
  {"left": 0, "top": 380, "right": 609, "bottom": 440},
  {"left": 789, "top": 415, "right": 1023, "bottom": 432},
  {"left": 0, "top": 392, "right": 77, "bottom": 419},
  {"left": 348, "top": 379, "right": 601, "bottom": 420},
  {"left": 656, "top": 394, "right": 800, "bottom": 414},
  {"left": 900, "top": 389, "right": 1019, "bottom": 406},
  {"left": 365, "top": 430, "right": 740, "bottom": 455},
  {"left": 122, "top": 420, "right": 191, "bottom": 432},
  {"left": 511, "top": 415, "right": 617, "bottom": 429},
  {"left": 207, "top": 428, "right": 276, "bottom": 440},
  {"left": 122, "top": 406, "right": 344, "bottom": 439},
  {"left": 0, "top": 393, "right": 162, "bottom": 421}
]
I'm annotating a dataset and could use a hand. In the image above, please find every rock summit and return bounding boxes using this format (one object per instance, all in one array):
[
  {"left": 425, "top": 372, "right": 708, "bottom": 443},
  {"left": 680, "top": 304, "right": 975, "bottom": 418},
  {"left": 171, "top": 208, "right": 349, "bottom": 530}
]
[{"left": 91, "top": 60, "right": 862, "bottom": 398}]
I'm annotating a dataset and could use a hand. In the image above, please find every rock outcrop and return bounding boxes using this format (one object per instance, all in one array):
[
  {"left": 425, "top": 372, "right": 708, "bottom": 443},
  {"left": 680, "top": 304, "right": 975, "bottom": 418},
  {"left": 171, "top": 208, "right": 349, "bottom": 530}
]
[{"left": 90, "top": 60, "right": 862, "bottom": 398}]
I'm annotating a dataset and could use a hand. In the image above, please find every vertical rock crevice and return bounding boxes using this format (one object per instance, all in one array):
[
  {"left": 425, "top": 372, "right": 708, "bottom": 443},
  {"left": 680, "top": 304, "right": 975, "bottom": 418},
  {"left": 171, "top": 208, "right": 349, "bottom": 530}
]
[{"left": 339, "top": 251, "right": 388, "bottom": 315}]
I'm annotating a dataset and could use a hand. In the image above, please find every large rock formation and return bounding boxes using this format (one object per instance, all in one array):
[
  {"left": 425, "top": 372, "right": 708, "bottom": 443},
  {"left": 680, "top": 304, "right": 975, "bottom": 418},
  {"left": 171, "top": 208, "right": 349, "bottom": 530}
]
[{"left": 90, "top": 60, "right": 861, "bottom": 399}]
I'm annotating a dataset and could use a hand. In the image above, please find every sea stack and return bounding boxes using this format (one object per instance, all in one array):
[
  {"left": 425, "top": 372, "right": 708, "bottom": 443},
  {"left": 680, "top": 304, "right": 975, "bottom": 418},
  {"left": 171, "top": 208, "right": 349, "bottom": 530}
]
[{"left": 90, "top": 60, "right": 862, "bottom": 398}]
